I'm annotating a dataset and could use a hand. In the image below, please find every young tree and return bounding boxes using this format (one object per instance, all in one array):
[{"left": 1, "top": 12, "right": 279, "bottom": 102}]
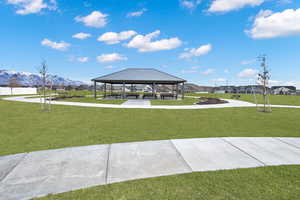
[
  {"left": 8, "top": 75, "right": 21, "bottom": 95},
  {"left": 37, "top": 60, "right": 50, "bottom": 111}
]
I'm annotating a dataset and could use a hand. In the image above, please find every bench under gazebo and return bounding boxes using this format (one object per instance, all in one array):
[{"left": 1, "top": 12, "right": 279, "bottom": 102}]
[{"left": 91, "top": 68, "right": 186, "bottom": 100}]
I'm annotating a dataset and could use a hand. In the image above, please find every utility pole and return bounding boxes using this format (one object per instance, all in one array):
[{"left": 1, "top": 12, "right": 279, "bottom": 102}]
[{"left": 258, "top": 55, "right": 271, "bottom": 113}]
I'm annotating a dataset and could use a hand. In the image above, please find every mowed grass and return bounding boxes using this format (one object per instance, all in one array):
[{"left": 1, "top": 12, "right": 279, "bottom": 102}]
[
  {"left": 38, "top": 165, "right": 300, "bottom": 200},
  {"left": 1, "top": 99, "right": 300, "bottom": 156},
  {"left": 56, "top": 97, "right": 126, "bottom": 104},
  {"left": 151, "top": 97, "right": 199, "bottom": 105},
  {"left": 187, "top": 93, "right": 300, "bottom": 106}
]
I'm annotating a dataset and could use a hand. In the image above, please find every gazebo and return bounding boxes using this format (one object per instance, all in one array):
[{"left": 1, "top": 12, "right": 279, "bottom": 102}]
[{"left": 91, "top": 68, "right": 187, "bottom": 99}]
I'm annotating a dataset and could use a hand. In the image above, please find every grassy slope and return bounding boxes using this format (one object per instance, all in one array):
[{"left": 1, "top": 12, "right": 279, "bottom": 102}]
[
  {"left": 1, "top": 99, "right": 300, "bottom": 156},
  {"left": 39, "top": 165, "right": 300, "bottom": 200},
  {"left": 187, "top": 93, "right": 300, "bottom": 106}
]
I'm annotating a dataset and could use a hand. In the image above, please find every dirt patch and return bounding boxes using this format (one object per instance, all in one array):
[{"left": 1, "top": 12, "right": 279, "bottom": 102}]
[{"left": 196, "top": 97, "right": 228, "bottom": 105}]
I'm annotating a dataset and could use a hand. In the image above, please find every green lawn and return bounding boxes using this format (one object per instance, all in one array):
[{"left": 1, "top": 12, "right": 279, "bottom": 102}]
[
  {"left": 187, "top": 93, "right": 300, "bottom": 106},
  {"left": 151, "top": 97, "right": 199, "bottom": 105},
  {"left": 56, "top": 97, "right": 126, "bottom": 104},
  {"left": 38, "top": 165, "right": 300, "bottom": 200},
  {"left": 1, "top": 99, "right": 300, "bottom": 156}
]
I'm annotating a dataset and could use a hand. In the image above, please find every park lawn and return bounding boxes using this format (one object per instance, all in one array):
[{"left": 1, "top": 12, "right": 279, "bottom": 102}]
[
  {"left": 38, "top": 165, "right": 300, "bottom": 200},
  {"left": 56, "top": 97, "right": 126, "bottom": 104},
  {"left": 1, "top": 99, "right": 300, "bottom": 156},
  {"left": 151, "top": 97, "right": 198, "bottom": 105},
  {"left": 186, "top": 93, "right": 300, "bottom": 106}
]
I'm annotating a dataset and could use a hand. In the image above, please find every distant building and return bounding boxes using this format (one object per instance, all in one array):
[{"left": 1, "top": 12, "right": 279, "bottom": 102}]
[{"left": 271, "top": 86, "right": 296, "bottom": 95}]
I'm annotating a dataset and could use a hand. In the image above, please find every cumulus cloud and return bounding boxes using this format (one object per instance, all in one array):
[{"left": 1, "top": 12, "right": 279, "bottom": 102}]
[
  {"left": 237, "top": 68, "right": 258, "bottom": 78},
  {"left": 72, "top": 32, "right": 91, "bottom": 40},
  {"left": 126, "top": 30, "right": 182, "bottom": 52},
  {"left": 180, "top": 0, "right": 202, "bottom": 11},
  {"left": 104, "top": 65, "right": 115, "bottom": 69},
  {"left": 97, "top": 53, "right": 127, "bottom": 63},
  {"left": 6, "top": 0, "right": 57, "bottom": 15},
  {"left": 77, "top": 57, "right": 89, "bottom": 63},
  {"left": 75, "top": 11, "right": 108, "bottom": 28},
  {"left": 241, "top": 59, "right": 256, "bottom": 65},
  {"left": 211, "top": 78, "right": 227, "bottom": 83},
  {"left": 41, "top": 38, "right": 70, "bottom": 51},
  {"left": 201, "top": 68, "right": 215, "bottom": 75},
  {"left": 179, "top": 44, "right": 212, "bottom": 59},
  {"left": 98, "top": 31, "right": 137, "bottom": 44},
  {"left": 208, "top": 0, "right": 264, "bottom": 13},
  {"left": 127, "top": 8, "right": 147, "bottom": 17},
  {"left": 246, "top": 8, "right": 300, "bottom": 39}
]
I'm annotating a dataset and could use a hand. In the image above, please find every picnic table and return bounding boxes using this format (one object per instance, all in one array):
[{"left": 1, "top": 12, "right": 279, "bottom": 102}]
[
  {"left": 160, "top": 93, "right": 176, "bottom": 100},
  {"left": 106, "top": 93, "right": 122, "bottom": 99},
  {"left": 126, "top": 93, "right": 140, "bottom": 99},
  {"left": 142, "top": 93, "right": 157, "bottom": 99}
]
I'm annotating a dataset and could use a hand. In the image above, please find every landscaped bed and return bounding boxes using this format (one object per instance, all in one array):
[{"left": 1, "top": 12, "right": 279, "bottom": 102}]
[
  {"left": 187, "top": 93, "right": 300, "bottom": 106},
  {"left": 38, "top": 165, "right": 300, "bottom": 200}
]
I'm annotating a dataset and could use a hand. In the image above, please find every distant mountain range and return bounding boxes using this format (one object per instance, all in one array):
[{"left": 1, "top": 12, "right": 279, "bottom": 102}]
[{"left": 0, "top": 69, "right": 86, "bottom": 87}]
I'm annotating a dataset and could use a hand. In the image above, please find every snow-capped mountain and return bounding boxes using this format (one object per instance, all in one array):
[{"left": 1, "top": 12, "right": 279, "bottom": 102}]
[{"left": 0, "top": 69, "right": 86, "bottom": 86}]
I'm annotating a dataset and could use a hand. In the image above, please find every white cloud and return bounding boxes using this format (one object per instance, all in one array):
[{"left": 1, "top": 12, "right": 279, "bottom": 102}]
[
  {"left": 208, "top": 0, "right": 264, "bottom": 13},
  {"left": 127, "top": 8, "right": 147, "bottom": 17},
  {"left": 237, "top": 68, "right": 258, "bottom": 78},
  {"left": 241, "top": 59, "right": 256, "bottom": 65},
  {"left": 224, "top": 69, "right": 230, "bottom": 73},
  {"left": 211, "top": 78, "right": 227, "bottom": 82},
  {"left": 77, "top": 57, "right": 89, "bottom": 63},
  {"left": 6, "top": 0, "right": 57, "bottom": 15},
  {"left": 201, "top": 68, "right": 215, "bottom": 75},
  {"left": 126, "top": 30, "right": 182, "bottom": 52},
  {"left": 41, "top": 38, "right": 70, "bottom": 51},
  {"left": 98, "top": 31, "right": 137, "bottom": 44},
  {"left": 75, "top": 11, "right": 108, "bottom": 28},
  {"left": 72, "top": 32, "right": 91, "bottom": 40},
  {"left": 104, "top": 65, "right": 115, "bottom": 69},
  {"left": 179, "top": 44, "right": 212, "bottom": 59},
  {"left": 180, "top": 0, "right": 202, "bottom": 10},
  {"left": 97, "top": 53, "right": 127, "bottom": 63},
  {"left": 246, "top": 8, "right": 300, "bottom": 39}
]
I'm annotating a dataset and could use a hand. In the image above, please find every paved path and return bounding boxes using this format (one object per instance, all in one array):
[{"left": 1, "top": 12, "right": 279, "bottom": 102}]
[
  {"left": 2, "top": 96, "right": 258, "bottom": 109},
  {"left": 121, "top": 99, "right": 151, "bottom": 106},
  {"left": 3, "top": 95, "right": 300, "bottom": 110},
  {"left": 1, "top": 137, "right": 300, "bottom": 200}
]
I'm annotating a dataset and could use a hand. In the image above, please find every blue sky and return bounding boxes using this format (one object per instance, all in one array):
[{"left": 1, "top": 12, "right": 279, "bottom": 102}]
[{"left": 1, "top": 0, "right": 300, "bottom": 87}]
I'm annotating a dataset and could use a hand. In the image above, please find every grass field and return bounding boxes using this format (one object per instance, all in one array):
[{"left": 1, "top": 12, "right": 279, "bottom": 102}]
[
  {"left": 1, "top": 99, "right": 300, "bottom": 156},
  {"left": 56, "top": 97, "right": 126, "bottom": 104},
  {"left": 151, "top": 97, "right": 198, "bottom": 105},
  {"left": 38, "top": 165, "right": 300, "bottom": 200},
  {"left": 187, "top": 93, "right": 300, "bottom": 106}
]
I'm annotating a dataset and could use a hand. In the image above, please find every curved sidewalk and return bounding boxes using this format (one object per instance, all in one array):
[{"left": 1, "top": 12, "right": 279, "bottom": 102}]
[
  {"left": 2, "top": 96, "right": 259, "bottom": 109},
  {"left": 4, "top": 95, "right": 300, "bottom": 110},
  {"left": 1, "top": 137, "right": 300, "bottom": 200}
]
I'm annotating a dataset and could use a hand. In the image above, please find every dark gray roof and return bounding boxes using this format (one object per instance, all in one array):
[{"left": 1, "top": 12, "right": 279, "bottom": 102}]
[{"left": 92, "top": 68, "right": 186, "bottom": 84}]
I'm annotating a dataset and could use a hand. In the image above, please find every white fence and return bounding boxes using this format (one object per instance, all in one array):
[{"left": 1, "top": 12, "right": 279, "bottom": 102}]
[{"left": 0, "top": 87, "right": 37, "bottom": 95}]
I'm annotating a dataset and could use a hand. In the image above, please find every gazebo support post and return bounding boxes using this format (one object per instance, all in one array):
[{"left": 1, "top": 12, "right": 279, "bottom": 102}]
[
  {"left": 122, "top": 82, "right": 125, "bottom": 99},
  {"left": 176, "top": 83, "right": 179, "bottom": 99},
  {"left": 110, "top": 84, "right": 113, "bottom": 95},
  {"left": 104, "top": 83, "right": 106, "bottom": 98},
  {"left": 94, "top": 81, "right": 97, "bottom": 99},
  {"left": 182, "top": 82, "right": 185, "bottom": 99},
  {"left": 152, "top": 83, "right": 155, "bottom": 98}
]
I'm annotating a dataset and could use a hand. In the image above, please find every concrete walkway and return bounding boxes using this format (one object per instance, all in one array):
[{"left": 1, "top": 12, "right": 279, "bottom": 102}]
[
  {"left": 1, "top": 137, "right": 300, "bottom": 200},
  {"left": 121, "top": 99, "right": 151, "bottom": 106},
  {"left": 2, "top": 96, "right": 258, "bottom": 109},
  {"left": 3, "top": 95, "right": 300, "bottom": 110}
]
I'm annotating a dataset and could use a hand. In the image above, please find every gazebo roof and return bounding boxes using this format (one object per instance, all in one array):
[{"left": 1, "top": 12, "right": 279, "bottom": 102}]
[{"left": 92, "top": 68, "right": 186, "bottom": 84}]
